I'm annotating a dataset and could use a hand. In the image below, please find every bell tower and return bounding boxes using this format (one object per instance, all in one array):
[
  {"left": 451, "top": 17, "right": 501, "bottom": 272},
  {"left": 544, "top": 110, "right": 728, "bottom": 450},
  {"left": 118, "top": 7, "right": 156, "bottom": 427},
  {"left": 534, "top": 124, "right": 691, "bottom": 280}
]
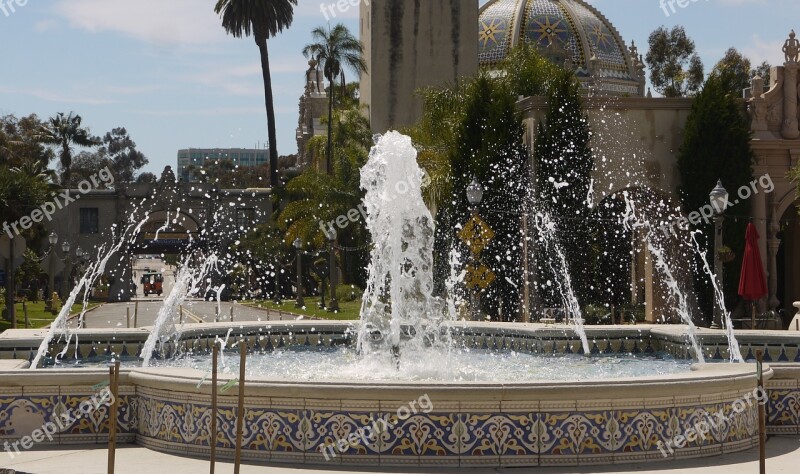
[{"left": 360, "top": 0, "right": 478, "bottom": 133}]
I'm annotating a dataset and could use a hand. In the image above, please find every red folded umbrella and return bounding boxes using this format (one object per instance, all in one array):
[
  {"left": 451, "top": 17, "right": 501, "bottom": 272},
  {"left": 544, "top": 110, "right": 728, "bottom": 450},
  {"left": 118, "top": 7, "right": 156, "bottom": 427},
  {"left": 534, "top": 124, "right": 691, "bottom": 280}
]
[
  {"left": 739, "top": 223, "right": 768, "bottom": 300},
  {"left": 739, "top": 223, "right": 767, "bottom": 327}
]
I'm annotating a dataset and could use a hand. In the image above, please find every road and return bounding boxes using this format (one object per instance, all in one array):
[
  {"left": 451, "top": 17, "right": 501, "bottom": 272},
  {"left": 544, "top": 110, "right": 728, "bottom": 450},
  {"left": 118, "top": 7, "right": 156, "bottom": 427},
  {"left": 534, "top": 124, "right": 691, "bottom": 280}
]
[{"left": 77, "top": 257, "right": 299, "bottom": 329}]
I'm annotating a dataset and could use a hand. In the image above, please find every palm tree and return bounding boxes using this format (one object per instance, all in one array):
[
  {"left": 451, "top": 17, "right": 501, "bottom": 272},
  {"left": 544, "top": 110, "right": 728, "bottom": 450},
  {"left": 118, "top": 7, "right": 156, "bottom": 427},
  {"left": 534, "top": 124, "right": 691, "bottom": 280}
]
[
  {"left": 303, "top": 24, "right": 367, "bottom": 175},
  {"left": 37, "top": 112, "right": 98, "bottom": 185},
  {"left": 215, "top": 0, "right": 298, "bottom": 189}
]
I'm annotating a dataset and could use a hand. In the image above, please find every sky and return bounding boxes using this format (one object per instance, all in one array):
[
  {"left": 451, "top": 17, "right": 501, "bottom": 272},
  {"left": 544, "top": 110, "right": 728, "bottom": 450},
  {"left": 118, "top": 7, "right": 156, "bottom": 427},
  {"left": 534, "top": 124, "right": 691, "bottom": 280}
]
[{"left": 0, "top": 0, "right": 797, "bottom": 175}]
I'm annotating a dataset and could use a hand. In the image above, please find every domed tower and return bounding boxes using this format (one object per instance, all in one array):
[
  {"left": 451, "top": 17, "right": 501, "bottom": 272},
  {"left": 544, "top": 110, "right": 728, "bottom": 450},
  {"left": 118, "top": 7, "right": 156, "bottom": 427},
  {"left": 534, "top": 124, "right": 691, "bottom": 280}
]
[{"left": 479, "top": 0, "right": 645, "bottom": 96}]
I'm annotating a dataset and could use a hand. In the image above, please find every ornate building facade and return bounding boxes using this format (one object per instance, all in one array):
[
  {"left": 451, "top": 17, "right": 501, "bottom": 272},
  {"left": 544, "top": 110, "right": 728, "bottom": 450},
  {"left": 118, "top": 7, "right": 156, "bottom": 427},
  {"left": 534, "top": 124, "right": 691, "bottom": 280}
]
[
  {"left": 295, "top": 60, "right": 328, "bottom": 169},
  {"left": 746, "top": 31, "right": 800, "bottom": 318}
]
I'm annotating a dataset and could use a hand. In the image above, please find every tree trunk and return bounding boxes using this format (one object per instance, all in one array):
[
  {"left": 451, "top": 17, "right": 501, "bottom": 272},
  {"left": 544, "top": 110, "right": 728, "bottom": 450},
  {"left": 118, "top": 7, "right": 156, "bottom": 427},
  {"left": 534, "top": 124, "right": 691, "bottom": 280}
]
[
  {"left": 61, "top": 145, "right": 71, "bottom": 185},
  {"left": 326, "top": 77, "right": 335, "bottom": 175},
  {"left": 257, "top": 36, "right": 280, "bottom": 189},
  {"left": 5, "top": 238, "right": 15, "bottom": 328}
]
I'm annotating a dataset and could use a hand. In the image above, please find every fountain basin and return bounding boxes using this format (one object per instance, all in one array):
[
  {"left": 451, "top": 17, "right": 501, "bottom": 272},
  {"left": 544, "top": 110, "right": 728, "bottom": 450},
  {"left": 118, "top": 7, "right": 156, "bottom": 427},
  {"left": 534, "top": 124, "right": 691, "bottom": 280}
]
[{"left": 1, "top": 322, "right": 799, "bottom": 467}]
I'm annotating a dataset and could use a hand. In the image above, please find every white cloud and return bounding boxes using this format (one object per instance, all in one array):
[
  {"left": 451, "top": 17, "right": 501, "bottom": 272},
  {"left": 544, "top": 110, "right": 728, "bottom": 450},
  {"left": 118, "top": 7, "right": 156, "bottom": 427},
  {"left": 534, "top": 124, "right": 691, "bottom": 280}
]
[
  {"left": 0, "top": 86, "right": 118, "bottom": 105},
  {"left": 742, "top": 34, "right": 786, "bottom": 67},
  {"left": 179, "top": 58, "right": 307, "bottom": 97},
  {"left": 52, "top": 0, "right": 227, "bottom": 46},
  {"left": 134, "top": 105, "right": 295, "bottom": 117},
  {"left": 34, "top": 19, "right": 58, "bottom": 33}
]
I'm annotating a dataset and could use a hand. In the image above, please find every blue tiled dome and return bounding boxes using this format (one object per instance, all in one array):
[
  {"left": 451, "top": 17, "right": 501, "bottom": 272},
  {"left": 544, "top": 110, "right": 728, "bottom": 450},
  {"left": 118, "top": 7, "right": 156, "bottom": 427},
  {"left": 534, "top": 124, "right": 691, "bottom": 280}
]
[{"left": 479, "top": 0, "right": 643, "bottom": 95}]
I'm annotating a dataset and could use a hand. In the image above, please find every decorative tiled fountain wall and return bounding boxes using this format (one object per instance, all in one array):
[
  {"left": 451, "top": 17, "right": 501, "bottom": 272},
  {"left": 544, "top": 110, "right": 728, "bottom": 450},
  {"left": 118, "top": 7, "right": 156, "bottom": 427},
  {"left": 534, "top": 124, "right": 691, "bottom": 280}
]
[{"left": 1, "top": 322, "right": 799, "bottom": 468}]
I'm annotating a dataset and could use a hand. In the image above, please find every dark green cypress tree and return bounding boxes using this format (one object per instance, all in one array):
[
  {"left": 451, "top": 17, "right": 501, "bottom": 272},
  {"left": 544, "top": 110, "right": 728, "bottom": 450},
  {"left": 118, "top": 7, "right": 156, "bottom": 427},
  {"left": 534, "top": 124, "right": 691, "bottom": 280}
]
[
  {"left": 533, "top": 69, "right": 595, "bottom": 307},
  {"left": 677, "top": 71, "right": 754, "bottom": 321},
  {"left": 431, "top": 74, "right": 530, "bottom": 321}
]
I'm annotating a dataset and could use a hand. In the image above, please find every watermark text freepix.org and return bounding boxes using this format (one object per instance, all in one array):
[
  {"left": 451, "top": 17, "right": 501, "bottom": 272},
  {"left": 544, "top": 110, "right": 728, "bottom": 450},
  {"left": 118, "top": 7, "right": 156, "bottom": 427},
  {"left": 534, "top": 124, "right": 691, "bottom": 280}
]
[
  {"left": 657, "top": 386, "right": 767, "bottom": 456},
  {"left": 659, "top": 173, "right": 774, "bottom": 238},
  {"left": 2, "top": 166, "right": 115, "bottom": 239},
  {"left": 321, "top": 393, "right": 433, "bottom": 461},
  {"left": 319, "top": 168, "right": 429, "bottom": 240},
  {"left": 320, "top": 0, "right": 368, "bottom": 22},
  {"left": 659, "top": 0, "right": 709, "bottom": 18},
  {"left": 4, "top": 386, "right": 114, "bottom": 458},
  {"left": 0, "top": 0, "right": 28, "bottom": 18}
]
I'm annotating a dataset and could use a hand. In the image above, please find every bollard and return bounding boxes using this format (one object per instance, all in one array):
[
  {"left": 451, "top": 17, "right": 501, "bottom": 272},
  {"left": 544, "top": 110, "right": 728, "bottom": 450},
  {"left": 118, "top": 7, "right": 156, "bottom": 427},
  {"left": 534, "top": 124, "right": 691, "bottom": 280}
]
[
  {"left": 756, "top": 350, "right": 766, "bottom": 474},
  {"left": 234, "top": 340, "right": 247, "bottom": 474},
  {"left": 23, "top": 301, "right": 29, "bottom": 329},
  {"left": 210, "top": 343, "right": 218, "bottom": 474},
  {"left": 180, "top": 305, "right": 184, "bottom": 325},
  {"left": 126, "top": 307, "right": 130, "bottom": 329},
  {"left": 134, "top": 301, "right": 139, "bottom": 328},
  {"left": 107, "top": 359, "right": 121, "bottom": 474},
  {"left": 230, "top": 306, "right": 234, "bottom": 323}
]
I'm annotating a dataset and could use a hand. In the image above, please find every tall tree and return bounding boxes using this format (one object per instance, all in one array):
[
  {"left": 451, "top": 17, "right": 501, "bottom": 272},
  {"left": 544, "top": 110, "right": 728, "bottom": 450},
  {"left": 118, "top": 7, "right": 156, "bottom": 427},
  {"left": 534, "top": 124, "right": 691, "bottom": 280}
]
[
  {"left": 456, "top": 76, "right": 529, "bottom": 321},
  {"left": 37, "top": 112, "right": 99, "bottom": 185},
  {"left": 712, "top": 47, "right": 752, "bottom": 95},
  {"left": 533, "top": 69, "right": 595, "bottom": 307},
  {"left": 645, "top": 26, "right": 704, "bottom": 97},
  {"left": 0, "top": 165, "right": 51, "bottom": 326},
  {"left": 215, "top": 0, "right": 298, "bottom": 189},
  {"left": 677, "top": 71, "right": 754, "bottom": 321},
  {"left": 751, "top": 61, "right": 772, "bottom": 89},
  {"left": 1, "top": 114, "right": 54, "bottom": 170},
  {"left": 303, "top": 24, "right": 367, "bottom": 175},
  {"left": 101, "top": 127, "right": 148, "bottom": 183},
  {"left": 67, "top": 127, "right": 149, "bottom": 186},
  {"left": 136, "top": 172, "right": 157, "bottom": 184},
  {"left": 280, "top": 105, "right": 372, "bottom": 286}
]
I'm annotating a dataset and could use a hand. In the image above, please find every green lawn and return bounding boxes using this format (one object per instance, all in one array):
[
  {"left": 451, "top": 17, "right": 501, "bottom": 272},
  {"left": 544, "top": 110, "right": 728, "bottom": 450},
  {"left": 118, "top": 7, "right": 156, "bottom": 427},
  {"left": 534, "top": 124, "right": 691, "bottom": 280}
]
[
  {"left": 244, "top": 296, "right": 361, "bottom": 321},
  {"left": 0, "top": 301, "right": 101, "bottom": 332}
]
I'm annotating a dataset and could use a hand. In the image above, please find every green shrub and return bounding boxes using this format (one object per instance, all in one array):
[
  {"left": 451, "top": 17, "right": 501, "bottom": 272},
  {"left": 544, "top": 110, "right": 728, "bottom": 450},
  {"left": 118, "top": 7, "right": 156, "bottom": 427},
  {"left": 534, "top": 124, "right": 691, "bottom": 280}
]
[{"left": 336, "top": 284, "right": 364, "bottom": 302}]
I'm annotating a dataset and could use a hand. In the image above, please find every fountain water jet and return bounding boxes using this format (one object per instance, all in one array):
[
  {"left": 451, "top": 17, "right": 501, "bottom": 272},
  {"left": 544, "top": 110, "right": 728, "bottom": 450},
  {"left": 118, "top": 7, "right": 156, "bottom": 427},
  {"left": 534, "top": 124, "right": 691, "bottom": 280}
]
[
  {"left": 141, "top": 253, "right": 223, "bottom": 366},
  {"left": 532, "top": 211, "right": 591, "bottom": 354},
  {"left": 620, "top": 192, "right": 706, "bottom": 362},
  {"left": 357, "top": 131, "right": 449, "bottom": 359},
  {"left": 31, "top": 217, "right": 150, "bottom": 368},
  {"left": 691, "top": 231, "right": 743, "bottom": 362}
]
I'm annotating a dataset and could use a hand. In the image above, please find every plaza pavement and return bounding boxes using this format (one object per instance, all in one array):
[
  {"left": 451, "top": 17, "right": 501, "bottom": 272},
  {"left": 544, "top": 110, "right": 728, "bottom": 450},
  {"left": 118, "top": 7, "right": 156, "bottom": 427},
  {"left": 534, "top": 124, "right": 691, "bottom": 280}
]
[
  {"left": 79, "top": 299, "right": 297, "bottom": 329},
  {"left": 73, "top": 257, "right": 304, "bottom": 328},
  {"left": 1, "top": 435, "right": 798, "bottom": 473}
]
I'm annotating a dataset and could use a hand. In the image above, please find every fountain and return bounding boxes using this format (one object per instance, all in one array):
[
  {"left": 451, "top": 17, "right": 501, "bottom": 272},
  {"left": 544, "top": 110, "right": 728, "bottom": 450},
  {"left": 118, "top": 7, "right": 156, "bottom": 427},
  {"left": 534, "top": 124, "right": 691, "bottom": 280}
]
[{"left": 0, "top": 133, "right": 798, "bottom": 468}]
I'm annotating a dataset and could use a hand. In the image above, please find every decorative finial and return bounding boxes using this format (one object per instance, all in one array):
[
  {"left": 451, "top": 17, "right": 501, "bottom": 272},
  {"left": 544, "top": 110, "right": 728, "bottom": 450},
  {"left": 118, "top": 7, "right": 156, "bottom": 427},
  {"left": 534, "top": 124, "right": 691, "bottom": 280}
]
[
  {"left": 783, "top": 30, "right": 799, "bottom": 63},
  {"left": 646, "top": 87, "right": 653, "bottom": 98}
]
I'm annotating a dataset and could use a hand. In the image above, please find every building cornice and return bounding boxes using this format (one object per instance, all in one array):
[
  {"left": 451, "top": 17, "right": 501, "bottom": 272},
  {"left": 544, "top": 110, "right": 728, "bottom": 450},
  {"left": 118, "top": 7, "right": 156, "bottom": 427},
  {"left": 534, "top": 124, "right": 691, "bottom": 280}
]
[{"left": 517, "top": 96, "right": 694, "bottom": 112}]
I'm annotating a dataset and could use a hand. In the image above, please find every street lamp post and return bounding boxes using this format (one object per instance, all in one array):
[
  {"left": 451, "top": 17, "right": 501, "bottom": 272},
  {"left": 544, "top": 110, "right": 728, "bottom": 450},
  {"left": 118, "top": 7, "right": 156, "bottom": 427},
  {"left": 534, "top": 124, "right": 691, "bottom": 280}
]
[
  {"left": 293, "top": 238, "right": 305, "bottom": 308},
  {"left": 67, "top": 247, "right": 87, "bottom": 298},
  {"left": 466, "top": 179, "right": 484, "bottom": 320},
  {"left": 709, "top": 180, "right": 729, "bottom": 330},
  {"left": 46, "top": 232, "right": 58, "bottom": 311},
  {"left": 60, "top": 240, "right": 71, "bottom": 299}
]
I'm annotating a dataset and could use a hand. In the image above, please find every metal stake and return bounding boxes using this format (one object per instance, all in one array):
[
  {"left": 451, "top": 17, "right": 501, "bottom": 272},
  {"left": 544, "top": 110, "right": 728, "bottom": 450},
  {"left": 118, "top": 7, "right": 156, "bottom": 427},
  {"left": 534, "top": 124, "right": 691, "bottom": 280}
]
[
  {"left": 210, "top": 343, "right": 218, "bottom": 474},
  {"left": 234, "top": 340, "right": 247, "bottom": 473},
  {"left": 107, "top": 359, "right": 121, "bottom": 474}
]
